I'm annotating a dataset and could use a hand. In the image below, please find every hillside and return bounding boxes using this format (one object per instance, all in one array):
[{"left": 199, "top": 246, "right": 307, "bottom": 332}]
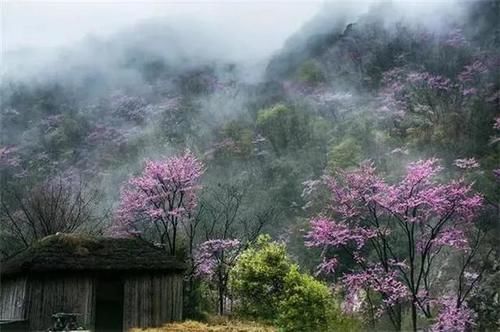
[{"left": 1, "top": 1, "right": 499, "bottom": 331}]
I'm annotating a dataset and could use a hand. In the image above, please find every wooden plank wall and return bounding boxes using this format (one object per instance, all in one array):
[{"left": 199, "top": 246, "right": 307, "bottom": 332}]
[
  {"left": 26, "top": 275, "right": 94, "bottom": 331},
  {"left": 0, "top": 277, "right": 27, "bottom": 320},
  {"left": 123, "top": 274, "right": 183, "bottom": 331}
]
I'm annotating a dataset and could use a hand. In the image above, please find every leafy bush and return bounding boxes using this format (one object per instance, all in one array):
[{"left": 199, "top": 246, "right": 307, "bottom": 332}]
[
  {"left": 327, "top": 137, "right": 362, "bottom": 170},
  {"left": 276, "top": 266, "right": 333, "bottom": 331},
  {"left": 230, "top": 235, "right": 291, "bottom": 320},
  {"left": 231, "top": 235, "right": 360, "bottom": 331}
]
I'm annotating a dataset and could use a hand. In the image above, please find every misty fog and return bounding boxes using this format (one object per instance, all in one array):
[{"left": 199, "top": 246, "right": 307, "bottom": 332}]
[{"left": 0, "top": 1, "right": 498, "bottom": 331}]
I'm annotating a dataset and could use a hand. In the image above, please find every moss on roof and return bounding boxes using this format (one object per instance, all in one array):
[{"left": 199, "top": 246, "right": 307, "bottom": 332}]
[{"left": 1, "top": 234, "right": 186, "bottom": 276}]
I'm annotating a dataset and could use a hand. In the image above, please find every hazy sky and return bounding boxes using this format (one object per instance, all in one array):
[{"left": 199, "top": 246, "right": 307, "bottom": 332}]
[
  {"left": 1, "top": 0, "right": 466, "bottom": 68},
  {"left": 1, "top": 0, "right": 325, "bottom": 59}
]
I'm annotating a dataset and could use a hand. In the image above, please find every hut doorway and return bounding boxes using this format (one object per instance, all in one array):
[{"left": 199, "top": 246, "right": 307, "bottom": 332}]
[{"left": 94, "top": 277, "right": 124, "bottom": 332}]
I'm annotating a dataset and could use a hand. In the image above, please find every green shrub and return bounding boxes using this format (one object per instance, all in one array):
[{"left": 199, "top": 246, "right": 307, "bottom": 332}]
[
  {"left": 231, "top": 235, "right": 361, "bottom": 331},
  {"left": 276, "top": 266, "right": 334, "bottom": 331},
  {"left": 327, "top": 137, "right": 362, "bottom": 170},
  {"left": 230, "top": 235, "right": 291, "bottom": 320}
]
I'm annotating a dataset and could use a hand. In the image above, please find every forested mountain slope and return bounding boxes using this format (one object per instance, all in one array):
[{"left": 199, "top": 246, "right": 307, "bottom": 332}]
[{"left": 1, "top": 1, "right": 499, "bottom": 330}]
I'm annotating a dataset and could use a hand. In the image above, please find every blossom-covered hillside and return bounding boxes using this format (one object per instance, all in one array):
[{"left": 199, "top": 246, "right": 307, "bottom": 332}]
[{"left": 1, "top": 1, "right": 499, "bottom": 331}]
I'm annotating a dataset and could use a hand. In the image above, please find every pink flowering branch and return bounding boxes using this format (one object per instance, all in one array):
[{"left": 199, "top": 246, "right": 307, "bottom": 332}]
[
  {"left": 194, "top": 238, "right": 241, "bottom": 315},
  {"left": 430, "top": 296, "right": 476, "bottom": 332},
  {"left": 194, "top": 239, "right": 241, "bottom": 279},
  {"left": 305, "top": 159, "right": 484, "bottom": 331},
  {"left": 111, "top": 150, "right": 204, "bottom": 255}
]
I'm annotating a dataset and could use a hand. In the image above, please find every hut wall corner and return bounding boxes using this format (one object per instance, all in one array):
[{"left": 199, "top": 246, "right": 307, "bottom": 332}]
[
  {"left": 0, "top": 277, "right": 28, "bottom": 320},
  {"left": 123, "top": 273, "right": 183, "bottom": 330}
]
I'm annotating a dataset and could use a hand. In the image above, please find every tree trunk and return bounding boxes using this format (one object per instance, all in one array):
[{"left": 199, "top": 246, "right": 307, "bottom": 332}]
[
  {"left": 218, "top": 285, "right": 224, "bottom": 315},
  {"left": 172, "top": 223, "right": 177, "bottom": 255},
  {"left": 411, "top": 300, "right": 418, "bottom": 332},
  {"left": 394, "top": 303, "right": 402, "bottom": 331}
]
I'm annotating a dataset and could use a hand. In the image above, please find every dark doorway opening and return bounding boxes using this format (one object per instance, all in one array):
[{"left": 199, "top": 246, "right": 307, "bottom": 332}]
[{"left": 95, "top": 277, "right": 124, "bottom": 332}]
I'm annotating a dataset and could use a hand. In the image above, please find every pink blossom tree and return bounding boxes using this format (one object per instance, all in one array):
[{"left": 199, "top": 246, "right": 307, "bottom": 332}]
[
  {"left": 377, "top": 52, "right": 496, "bottom": 155},
  {"left": 194, "top": 238, "right": 240, "bottom": 315},
  {"left": 190, "top": 184, "right": 279, "bottom": 315},
  {"left": 113, "top": 150, "right": 204, "bottom": 255},
  {"left": 306, "top": 159, "right": 484, "bottom": 331}
]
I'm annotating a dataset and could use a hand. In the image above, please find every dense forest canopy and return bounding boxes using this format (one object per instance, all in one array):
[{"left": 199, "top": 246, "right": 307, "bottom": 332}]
[{"left": 1, "top": 1, "right": 499, "bottom": 331}]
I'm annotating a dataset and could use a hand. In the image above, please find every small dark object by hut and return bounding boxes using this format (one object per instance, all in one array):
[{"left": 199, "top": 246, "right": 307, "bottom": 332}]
[
  {"left": 0, "top": 234, "right": 186, "bottom": 331},
  {"left": 49, "top": 313, "right": 81, "bottom": 331}
]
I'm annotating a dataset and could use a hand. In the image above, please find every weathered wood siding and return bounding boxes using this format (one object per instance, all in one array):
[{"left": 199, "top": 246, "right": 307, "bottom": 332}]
[
  {"left": 123, "top": 274, "right": 183, "bottom": 330},
  {"left": 26, "top": 275, "right": 94, "bottom": 331},
  {"left": 1, "top": 272, "right": 184, "bottom": 331},
  {"left": 0, "top": 277, "right": 27, "bottom": 320}
]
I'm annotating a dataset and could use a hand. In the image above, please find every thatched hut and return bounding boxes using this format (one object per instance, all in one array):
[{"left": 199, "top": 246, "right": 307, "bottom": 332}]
[{"left": 0, "top": 234, "right": 186, "bottom": 331}]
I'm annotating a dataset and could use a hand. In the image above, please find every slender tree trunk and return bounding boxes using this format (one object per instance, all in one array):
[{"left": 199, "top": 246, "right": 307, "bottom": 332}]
[
  {"left": 411, "top": 300, "right": 418, "bottom": 332},
  {"left": 218, "top": 284, "right": 224, "bottom": 315},
  {"left": 366, "top": 290, "right": 377, "bottom": 328},
  {"left": 172, "top": 222, "right": 177, "bottom": 255},
  {"left": 216, "top": 266, "right": 225, "bottom": 315},
  {"left": 394, "top": 303, "right": 402, "bottom": 331}
]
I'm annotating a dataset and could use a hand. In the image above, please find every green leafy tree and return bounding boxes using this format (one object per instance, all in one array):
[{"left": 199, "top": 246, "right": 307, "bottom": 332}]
[
  {"left": 327, "top": 137, "right": 362, "bottom": 170},
  {"left": 256, "top": 104, "right": 311, "bottom": 154},
  {"left": 231, "top": 235, "right": 359, "bottom": 331},
  {"left": 277, "top": 266, "right": 337, "bottom": 331},
  {"left": 231, "top": 235, "right": 291, "bottom": 320}
]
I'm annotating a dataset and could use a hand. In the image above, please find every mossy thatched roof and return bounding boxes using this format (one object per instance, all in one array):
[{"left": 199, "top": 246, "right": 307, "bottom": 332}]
[{"left": 1, "top": 234, "right": 186, "bottom": 276}]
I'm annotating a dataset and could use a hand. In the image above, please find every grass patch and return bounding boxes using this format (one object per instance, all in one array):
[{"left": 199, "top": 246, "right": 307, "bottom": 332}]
[{"left": 131, "top": 318, "right": 276, "bottom": 332}]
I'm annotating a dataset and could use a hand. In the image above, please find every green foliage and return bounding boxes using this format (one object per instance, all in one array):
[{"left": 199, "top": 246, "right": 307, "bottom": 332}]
[
  {"left": 231, "top": 235, "right": 292, "bottom": 320},
  {"left": 184, "top": 280, "right": 216, "bottom": 321},
  {"left": 231, "top": 235, "right": 361, "bottom": 332},
  {"left": 296, "top": 60, "right": 325, "bottom": 85},
  {"left": 159, "top": 97, "right": 198, "bottom": 145},
  {"left": 328, "top": 137, "right": 362, "bottom": 170},
  {"left": 216, "top": 121, "right": 254, "bottom": 159},
  {"left": 256, "top": 104, "right": 311, "bottom": 154},
  {"left": 39, "top": 113, "right": 90, "bottom": 161},
  {"left": 469, "top": 261, "right": 500, "bottom": 331},
  {"left": 276, "top": 266, "right": 334, "bottom": 331},
  {"left": 2, "top": 6, "right": 499, "bottom": 329},
  {"left": 263, "top": 157, "right": 305, "bottom": 209}
]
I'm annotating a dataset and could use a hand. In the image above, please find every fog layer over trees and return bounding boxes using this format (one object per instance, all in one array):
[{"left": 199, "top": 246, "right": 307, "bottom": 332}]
[{"left": 1, "top": 1, "right": 499, "bottom": 331}]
